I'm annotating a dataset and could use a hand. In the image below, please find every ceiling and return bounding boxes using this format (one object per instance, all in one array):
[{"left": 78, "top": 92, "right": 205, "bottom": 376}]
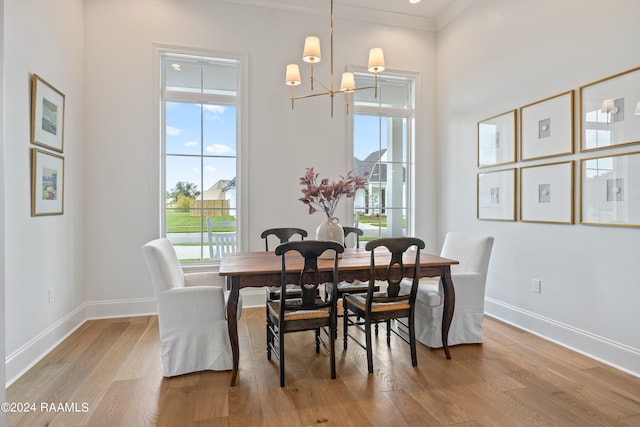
[
  {"left": 322, "top": 0, "right": 461, "bottom": 19},
  {"left": 218, "top": 0, "right": 474, "bottom": 31}
]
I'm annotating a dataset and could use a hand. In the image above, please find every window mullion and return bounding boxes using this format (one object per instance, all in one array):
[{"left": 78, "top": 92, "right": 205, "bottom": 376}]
[{"left": 161, "top": 51, "right": 240, "bottom": 264}]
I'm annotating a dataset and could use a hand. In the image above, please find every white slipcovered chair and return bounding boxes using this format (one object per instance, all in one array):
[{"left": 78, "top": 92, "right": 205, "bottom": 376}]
[
  {"left": 414, "top": 232, "right": 494, "bottom": 348},
  {"left": 142, "top": 238, "right": 242, "bottom": 377}
]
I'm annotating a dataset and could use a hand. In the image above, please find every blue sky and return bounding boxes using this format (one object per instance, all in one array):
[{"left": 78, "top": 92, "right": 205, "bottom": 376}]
[
  {"left": 165, "top": 101, "right": 237, "bottom": 194},
  {"left": 165, "top": 103, "right": 400, "bottom": 195}
]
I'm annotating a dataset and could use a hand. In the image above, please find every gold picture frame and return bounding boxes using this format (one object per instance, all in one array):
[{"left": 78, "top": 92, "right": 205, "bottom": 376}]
[
  {"left": 31, "top": 74, "right": 65, "bottom": 153},
  {"left": 477, "top": 168, "right": 516, "bottom": 221},
  {"left": 580, "top": 151, "right": 640, "bottom": 227},
  {"left": 520, "top": 161, "right": 574, "bottom": 224},
  {"left": 31, "top": 148, "right": 64, "bottom": 216},
  {"left": 477, "top": 110, "right": 517, "bottom": 168},
  {"left": 579, "top": 66, "right": 640, "bottom": 152},
  {"left": 520, "top": 90, "right": 574, "bottom": 161}
]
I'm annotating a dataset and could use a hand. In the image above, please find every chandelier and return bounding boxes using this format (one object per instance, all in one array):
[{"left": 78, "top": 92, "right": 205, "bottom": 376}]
[{"left": 284, "top": 0, "right": 385, "bottom": 116}]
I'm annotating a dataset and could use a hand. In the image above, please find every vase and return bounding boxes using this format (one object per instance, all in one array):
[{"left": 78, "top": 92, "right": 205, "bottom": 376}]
[{"left": 316, "top": 217, "right": 344, "bottom": 259}]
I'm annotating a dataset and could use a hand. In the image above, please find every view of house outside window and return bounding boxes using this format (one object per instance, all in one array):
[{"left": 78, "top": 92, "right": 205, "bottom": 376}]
[
  {"left": 352, "top": 73, "right": 414, "bottom": 240},
  {"left": 161, "top": 52, "right": 240, "bottom": 262}
]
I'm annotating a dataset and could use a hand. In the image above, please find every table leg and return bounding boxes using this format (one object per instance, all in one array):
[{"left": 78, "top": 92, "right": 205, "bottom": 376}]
[
  {"left": 226, "top": 276, "right": 240, "bottom": 386},
  {"left": 440, "top": 267, "right": 455, "bottom": 360}
]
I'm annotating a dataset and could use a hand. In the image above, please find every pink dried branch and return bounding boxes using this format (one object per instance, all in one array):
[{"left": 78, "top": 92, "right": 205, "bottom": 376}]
[{"left": 298, "top": 167, "right": 367, "bottom": 218}]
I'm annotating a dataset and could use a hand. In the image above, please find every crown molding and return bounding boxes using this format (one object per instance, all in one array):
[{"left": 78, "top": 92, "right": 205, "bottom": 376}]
[{"left": 216, "top": 0, "right": 472, "bottom": 32}]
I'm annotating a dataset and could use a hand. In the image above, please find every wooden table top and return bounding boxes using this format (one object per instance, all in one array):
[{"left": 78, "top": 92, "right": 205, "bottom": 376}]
[{"left": 218, "top": 247, "right": 458, "bottom": 276}]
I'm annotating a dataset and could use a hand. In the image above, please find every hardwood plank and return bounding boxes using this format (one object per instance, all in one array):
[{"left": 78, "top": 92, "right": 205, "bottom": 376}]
[{"left": 6, "top": 308, "right": 640, "bottom": 426}]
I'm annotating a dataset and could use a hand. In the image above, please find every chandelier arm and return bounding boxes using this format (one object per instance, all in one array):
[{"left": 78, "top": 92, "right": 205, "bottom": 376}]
[
  {"left": 348, "top": 85, "right": 377, "bottom": 93},
  {"left": 291, "top": 91, "right": 334, "bottom": 101},
  {"left": 311, "top": 76, "right": 332, "bottom": 94},
  {"left": 291, "top": 85, "right": 378, "bottom": 102}
]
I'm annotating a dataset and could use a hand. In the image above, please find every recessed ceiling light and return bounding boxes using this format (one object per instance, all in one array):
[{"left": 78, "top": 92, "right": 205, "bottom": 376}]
[
  {"left": 171, "top": 63, "right": 181, "bottom": 71},
  {"left": 410, "top": 0, "right": 422, "bottom": 4}
]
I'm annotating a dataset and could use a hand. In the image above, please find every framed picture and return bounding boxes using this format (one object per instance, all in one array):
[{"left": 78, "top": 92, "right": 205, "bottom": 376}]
[
  {"left": 31, "top": 74, "right": 65, "bottom": 152},
  {"left": 477, "top": 110, "right": 517, "bottom": 168},
  {"left": 477, "top": 168, "right": 516, "bottom": 221},
  {"left": 520, "top": 161, "right": 573, "bottom": 224},
  {"left": 580, "top": 66, "right": 640, "bottom": 152},
  {"left": 580, "top": 151, "right": 640, "bottom": 227},
  {"left": 31, "top": 148, "right": 64, "bottom": 216},
  {"left": 520, "top": 90, "right": 574, "bottom": 161}
]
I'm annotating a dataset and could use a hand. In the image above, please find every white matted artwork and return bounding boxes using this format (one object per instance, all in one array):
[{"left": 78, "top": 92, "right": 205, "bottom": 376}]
[
  {"left": 31, "top": 148, "right": 64, "bottom": 216},
  {"left": 31, "top": 74, "right": 65, "bottom": 153},
  {"left": 477, "top": 110, "right": 516, "bottom": 168},
  {"left": 580, "top": 66, "right": 640, "bottom": 151},
  {"left": 581, "top": 151, "right": 640, "bottom": 227},
  {"left": 520, "top": 161, "right": 573, "bottom": 224},
  {"left": 477, "top": 168, "right": 516, "bottom": 221},
  {"left": 520, "top": 90, "right": 574, "bottom": 161}
]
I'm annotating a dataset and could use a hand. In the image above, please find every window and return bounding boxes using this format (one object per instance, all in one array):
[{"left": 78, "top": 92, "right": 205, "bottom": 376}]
[
  {"left": 352, "top": 73, "right": 414, "bottom": 239},
  {"left": 161, "top": 52, "right": 241, "bottom": 263}
]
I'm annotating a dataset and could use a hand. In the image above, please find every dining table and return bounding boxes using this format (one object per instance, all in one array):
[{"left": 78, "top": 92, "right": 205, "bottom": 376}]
[{"left": 218, "top": 247, "right": 459, "bottom": 386}]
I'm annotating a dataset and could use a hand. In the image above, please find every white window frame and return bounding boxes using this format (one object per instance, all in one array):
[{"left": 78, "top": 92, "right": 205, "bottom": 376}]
[
  {"left": 347, "top": 69, "right": 416, "bottom": 238},
  {"left": 156, "top": 45, "right": 248, "bottom": 266}
]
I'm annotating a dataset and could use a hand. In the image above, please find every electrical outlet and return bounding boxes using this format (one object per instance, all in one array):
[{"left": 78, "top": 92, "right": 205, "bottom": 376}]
[
  {"left": 532, "top": 279, "right": 541, "bottom": 293},
  {"left": 49, "top": 288, "right": 54, "bottom": 304}
]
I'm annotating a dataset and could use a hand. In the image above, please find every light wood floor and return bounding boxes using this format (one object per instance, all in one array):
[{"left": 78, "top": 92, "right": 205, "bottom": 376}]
[{"left": 6, "top": 307, "right": 640, "bottom": 426}]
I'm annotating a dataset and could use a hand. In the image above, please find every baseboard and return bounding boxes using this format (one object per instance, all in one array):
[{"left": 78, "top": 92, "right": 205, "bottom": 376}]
[
  {"left": 5, "top": 304, "right": 87, "bottom": 387},
  {"left": 84, "top": 297, "right": 158, "bottom": 319},
  {"left": 239, "top": 288, "right": 267, "bottom": 308},
  {"left": 485, "top": 297, "right": 640, "bottom": 378},
  {"left": 5, "top": 291, "right": 267, "bottom": 387}
]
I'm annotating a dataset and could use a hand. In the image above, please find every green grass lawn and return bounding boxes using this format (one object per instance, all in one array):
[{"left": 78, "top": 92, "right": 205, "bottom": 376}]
[
  {"left": 166, "top": 211, "right": 405, "bottom": 238},
  {"left": 166, "top": 210, "right": 236, "bottom": 233}
]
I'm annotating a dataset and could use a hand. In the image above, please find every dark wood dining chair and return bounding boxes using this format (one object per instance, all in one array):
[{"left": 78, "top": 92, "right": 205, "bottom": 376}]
[
  {"left": 342, "top": 237, "right": 425, "bottom": 374},
  {"left": 324, "top": 227, "right": 379, "bottom": 333},
  {"left": 342, "top": 226, "right": 363, "bottom": 248},
  {"left": 261, "top": 227, "right": 308, "bottom": 301},
  {"left": 266, "top": 240, "right": 344, "bottom": 387}
]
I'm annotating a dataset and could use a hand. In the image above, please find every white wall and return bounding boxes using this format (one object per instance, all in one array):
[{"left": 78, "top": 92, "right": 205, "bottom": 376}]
[
  {"left": 4, "top": 0, "right": 85, "bottom": 382},
  {"left": 82, "top": 0, "right": 437, "bottom": 303},
  {"left": 437, "top": 0, "right": 640, "bottom": 375}
]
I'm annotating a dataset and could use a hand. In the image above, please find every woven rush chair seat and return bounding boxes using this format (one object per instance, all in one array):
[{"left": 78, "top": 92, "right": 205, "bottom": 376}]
[
  {"left": 268, "top": 299, "right": 331, "bottom": 321},
  {"left": 341, "top": 294, "right": 410, "bottom": 313}
]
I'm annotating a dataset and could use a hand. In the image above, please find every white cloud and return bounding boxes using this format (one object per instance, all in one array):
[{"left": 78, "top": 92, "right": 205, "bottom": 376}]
[
  {"left": 166, "top": 126, "right": 181, "bottom": 136},
  {"left": 205, "top": 144, "right": 235, "bottom": 155},
  {"left": 184, "top": 140, "right": 198, "bottom": 147},
  {"left": 204, "top": 165, "right": 216, "bottom": 172},
  {"left": 203, "top": 105, "right": 226, "bottom": 114}
]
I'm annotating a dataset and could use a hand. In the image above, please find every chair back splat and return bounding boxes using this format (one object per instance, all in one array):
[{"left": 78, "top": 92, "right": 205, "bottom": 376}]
[
  {"left": 261, "top": 227, "right": 309, "bottom": 301},
  {"left": 342, "top": 226, "right": 363, "bottom": 248},
  {"left": 261, "top": 227, "right": 308, "bottom": 251},
  {"left": 326, "top": 226, "right": 375, "bottom": 301}
]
